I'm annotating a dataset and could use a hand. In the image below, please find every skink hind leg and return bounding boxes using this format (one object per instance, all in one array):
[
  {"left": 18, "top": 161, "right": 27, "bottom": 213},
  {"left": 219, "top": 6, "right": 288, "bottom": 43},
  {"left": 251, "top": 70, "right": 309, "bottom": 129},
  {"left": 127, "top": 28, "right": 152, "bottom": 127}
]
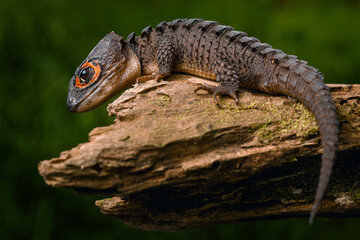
[
  {"left": 196, "top": 51, "right": 241, "bottom": 106},
  {"left": 194, "top": 83, "right": 239, "bottom": 106}
]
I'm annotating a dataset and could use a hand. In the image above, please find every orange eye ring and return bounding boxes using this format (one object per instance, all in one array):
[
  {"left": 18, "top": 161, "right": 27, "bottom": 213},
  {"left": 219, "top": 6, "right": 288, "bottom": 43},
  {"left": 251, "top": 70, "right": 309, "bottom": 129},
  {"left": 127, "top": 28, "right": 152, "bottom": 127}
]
[{"left": 75, "top": 60, "right": 101, "bottom": 88}]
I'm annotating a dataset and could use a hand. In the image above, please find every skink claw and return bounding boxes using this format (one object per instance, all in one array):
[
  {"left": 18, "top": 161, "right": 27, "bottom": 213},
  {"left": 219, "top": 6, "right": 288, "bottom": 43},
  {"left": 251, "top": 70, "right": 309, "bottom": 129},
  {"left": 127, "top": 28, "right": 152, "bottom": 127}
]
[{"left": 194, "top": 83, "right": 239, "bottom": 107}]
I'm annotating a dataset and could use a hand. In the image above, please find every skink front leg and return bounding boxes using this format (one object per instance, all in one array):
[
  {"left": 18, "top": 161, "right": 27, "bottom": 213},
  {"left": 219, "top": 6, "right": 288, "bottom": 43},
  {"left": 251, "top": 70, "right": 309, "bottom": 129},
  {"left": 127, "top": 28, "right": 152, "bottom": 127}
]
[{"left": 136, "top": 37, "right": 176, "bottom": 84}]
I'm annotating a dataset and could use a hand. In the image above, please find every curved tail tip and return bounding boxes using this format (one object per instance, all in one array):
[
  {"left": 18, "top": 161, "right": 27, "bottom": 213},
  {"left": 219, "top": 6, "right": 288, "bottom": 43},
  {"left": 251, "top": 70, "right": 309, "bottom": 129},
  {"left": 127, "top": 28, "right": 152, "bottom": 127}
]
[
  {"left": 309, "top": 203, "right": 319, "bottom": 225},
  {"left": 309, "top": 213, "right": 315, "bottom": 225}
]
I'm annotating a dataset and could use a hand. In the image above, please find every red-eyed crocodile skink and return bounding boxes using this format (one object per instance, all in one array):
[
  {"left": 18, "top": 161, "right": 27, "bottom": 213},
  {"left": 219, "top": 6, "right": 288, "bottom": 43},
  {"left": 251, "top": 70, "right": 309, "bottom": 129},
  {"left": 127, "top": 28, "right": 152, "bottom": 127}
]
[{"left": 67, "top": 19, "right": 339, "bottom": 224}]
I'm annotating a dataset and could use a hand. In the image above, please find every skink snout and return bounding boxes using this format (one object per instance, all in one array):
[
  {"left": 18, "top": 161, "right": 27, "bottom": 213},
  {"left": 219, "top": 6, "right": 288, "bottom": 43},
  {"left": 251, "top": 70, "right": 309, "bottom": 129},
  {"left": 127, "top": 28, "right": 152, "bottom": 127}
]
[{"left": 67, "top": 97, "right": 77, "bottom": 112}]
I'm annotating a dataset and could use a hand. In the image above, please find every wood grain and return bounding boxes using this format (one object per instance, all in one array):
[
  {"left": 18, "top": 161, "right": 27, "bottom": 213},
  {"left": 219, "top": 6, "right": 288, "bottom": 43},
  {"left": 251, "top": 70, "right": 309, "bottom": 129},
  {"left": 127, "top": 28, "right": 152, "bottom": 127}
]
[{"left": 38, "top": 75, "right": 360, "bottom": 231}]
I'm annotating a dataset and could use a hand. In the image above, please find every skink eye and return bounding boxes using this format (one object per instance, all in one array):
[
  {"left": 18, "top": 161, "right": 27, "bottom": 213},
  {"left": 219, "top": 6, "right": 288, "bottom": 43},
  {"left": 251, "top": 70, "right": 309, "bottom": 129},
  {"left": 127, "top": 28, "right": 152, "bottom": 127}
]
[
  {"left": 79, "top": 67, "right": 94, "bottom": 84},
  {"left": 75, "top": 60, "right": 101, "bottom": 88}
]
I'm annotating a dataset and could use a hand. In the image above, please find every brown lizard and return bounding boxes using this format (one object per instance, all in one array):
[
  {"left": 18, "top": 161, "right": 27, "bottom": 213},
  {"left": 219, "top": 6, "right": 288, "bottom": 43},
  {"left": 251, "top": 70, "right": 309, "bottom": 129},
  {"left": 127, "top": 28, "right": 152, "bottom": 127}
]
[{"left": 67, "top": 19, "right": 339, "bottom": 224}]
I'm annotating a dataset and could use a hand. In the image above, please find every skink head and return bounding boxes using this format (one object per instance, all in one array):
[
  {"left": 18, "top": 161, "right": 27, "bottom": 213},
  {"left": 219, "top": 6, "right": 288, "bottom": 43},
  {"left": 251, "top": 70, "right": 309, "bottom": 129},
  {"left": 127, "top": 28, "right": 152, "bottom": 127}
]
[{"left": 67, "top": 31, "right": 141, "bottom": 113}]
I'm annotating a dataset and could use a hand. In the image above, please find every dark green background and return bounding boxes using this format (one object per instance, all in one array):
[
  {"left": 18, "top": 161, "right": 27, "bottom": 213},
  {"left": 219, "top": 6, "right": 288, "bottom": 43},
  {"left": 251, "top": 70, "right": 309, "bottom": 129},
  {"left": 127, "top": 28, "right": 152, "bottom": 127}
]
[{"left": 1, "top": 0, "right": 359, "bottom": 239}]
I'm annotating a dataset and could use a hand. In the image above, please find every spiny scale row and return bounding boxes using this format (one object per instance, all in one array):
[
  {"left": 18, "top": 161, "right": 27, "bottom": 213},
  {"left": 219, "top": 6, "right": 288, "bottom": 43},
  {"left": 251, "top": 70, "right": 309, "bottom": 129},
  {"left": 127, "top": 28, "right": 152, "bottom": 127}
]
[{"left": 130, "top": 19, "right": 308, "bottom": 70}]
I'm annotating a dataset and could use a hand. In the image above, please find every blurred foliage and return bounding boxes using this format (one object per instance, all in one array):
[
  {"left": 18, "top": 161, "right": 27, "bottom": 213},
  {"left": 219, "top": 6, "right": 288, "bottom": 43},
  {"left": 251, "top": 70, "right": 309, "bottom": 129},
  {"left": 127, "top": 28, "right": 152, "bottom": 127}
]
[{"left": 0, "top": 0, "right": 359, "bottom": 239}]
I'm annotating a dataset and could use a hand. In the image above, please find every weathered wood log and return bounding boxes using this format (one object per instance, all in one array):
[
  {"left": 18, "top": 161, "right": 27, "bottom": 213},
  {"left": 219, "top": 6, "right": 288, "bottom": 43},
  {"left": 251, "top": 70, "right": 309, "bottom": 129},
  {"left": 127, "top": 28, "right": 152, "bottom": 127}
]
[{"left": 38, "top": 75, "right": 360, "bottom": 231}]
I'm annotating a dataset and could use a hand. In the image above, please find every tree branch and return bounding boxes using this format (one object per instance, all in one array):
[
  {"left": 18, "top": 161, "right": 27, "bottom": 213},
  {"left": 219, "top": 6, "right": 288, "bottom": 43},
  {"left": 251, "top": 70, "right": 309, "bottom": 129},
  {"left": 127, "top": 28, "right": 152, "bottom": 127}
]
[{"left": 38, "top": 75, "right": 360, "bottom": 231}]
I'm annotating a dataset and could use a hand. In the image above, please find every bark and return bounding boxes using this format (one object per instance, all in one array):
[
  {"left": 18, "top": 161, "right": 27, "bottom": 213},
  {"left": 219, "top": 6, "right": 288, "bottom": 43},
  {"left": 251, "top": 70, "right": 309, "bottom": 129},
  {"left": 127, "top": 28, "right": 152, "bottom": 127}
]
[{"left": 38, "top": 75, "right": 360, "bottom": 231}]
